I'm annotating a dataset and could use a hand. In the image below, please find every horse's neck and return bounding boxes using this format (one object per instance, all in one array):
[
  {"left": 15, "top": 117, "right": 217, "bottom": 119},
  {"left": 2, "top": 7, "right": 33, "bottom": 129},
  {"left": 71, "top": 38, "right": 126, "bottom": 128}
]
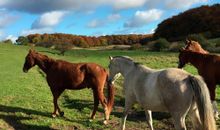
[
  {"left": 119, "top": 61, "right": 134, "bottom": 77},
  {"left": 187, "top": 53, "right": 203, "bottom": 68},
  {"left": 35, "top": 54, "right": 54, "bottom": 73}
]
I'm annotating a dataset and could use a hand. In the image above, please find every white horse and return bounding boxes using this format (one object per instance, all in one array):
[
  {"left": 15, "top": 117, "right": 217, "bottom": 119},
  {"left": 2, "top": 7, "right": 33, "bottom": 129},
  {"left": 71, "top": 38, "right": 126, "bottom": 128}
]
[{"left": 108, "top": 56, "right": 216, "bottom": 130}]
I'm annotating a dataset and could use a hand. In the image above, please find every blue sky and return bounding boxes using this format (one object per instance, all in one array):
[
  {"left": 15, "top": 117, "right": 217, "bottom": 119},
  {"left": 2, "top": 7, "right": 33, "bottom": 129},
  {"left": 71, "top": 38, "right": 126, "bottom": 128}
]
[{"left": 0, "top": 0, "right": 219, "bottom": 42}]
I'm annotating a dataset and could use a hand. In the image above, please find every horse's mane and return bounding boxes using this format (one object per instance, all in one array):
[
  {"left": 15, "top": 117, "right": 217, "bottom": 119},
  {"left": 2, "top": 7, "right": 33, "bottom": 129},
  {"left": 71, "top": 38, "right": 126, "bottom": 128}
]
[
  {"left": 182, "top": 50, "right": 217, "bottom": 60},
  {"left": 113, "top": 56, "right": 141, "bottom": 65},
  {"left": 34, "top": 51, "right": 55, "bottom": 62}
]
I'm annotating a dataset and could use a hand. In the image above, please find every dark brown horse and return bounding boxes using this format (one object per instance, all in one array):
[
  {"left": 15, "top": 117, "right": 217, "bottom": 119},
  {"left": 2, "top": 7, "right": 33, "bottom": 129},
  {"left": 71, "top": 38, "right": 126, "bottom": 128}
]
[
  {"left": 178, "top": 49, "right": 220, "bottom": 119},
  {"left": 184, "top": 40, "right": 209, "bottom": 54},
  {"left": 23, "top": 49, "right": 114, "bottom": 123}
]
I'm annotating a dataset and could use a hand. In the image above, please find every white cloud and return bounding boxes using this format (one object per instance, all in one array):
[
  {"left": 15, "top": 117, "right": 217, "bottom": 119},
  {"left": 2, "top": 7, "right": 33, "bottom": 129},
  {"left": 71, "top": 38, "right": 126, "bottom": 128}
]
[
  {"left": 165, "top": 0, "right": 208, "bottom": 9},
  {"left": 0, "top": 0, "right": 147, "bottom": 14},
  {"left": 111, "top": 0, "right": 147, "bottom": 10},
  {"left": 5, "top": 35, "right": 17, "bottom": 42},
  {"left": 0, "top": 0, "right": 210, "bottom": 15},
  {"left": 107, "top": 14, "right": 121, "bottom": 22},
  {"left": 21, "top": 28, "right": 53, "bottom": 36},
  {"left": 32, "top": 11, "right": 66, "bottom": 29},
  {"left": 87, "top": 13, "right": 121, "bottom": 28},
  {"left": 149, "top": 28, "right": 156, "bottom": 34},
  {"left": 0, "top": 11, "right": 19, "bottom": 28},
  {"left": 124, "top": 9, "right": 163, "bottom": 28}
]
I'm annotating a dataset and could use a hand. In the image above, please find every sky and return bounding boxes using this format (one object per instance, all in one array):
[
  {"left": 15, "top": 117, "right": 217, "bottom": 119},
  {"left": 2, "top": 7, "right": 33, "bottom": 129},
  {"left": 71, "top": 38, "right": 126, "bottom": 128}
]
[{"left": 0, "top": 0, "right": 219, "bottom": 42}]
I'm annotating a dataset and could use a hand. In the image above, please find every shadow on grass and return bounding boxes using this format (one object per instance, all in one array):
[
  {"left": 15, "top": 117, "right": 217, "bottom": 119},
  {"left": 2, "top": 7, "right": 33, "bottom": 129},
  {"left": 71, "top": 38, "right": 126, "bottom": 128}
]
[
  {"left": 62, "top": 95, "right": 104, "bottom": 114},
  {"left": 62, "top": 93, "right": 171, "bottom": 123},
  {"left": 0, "top": 104, "right": 55, "bottom": 130}
]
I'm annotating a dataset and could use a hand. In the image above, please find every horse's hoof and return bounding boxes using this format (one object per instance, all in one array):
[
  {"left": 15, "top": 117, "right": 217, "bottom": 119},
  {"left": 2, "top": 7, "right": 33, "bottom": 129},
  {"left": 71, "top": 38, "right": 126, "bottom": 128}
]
[
  {"left": 214, "top": 114, "right": 219, "bottom": 120},
  {"left": 103, "top": 120, "right": 108, "bottom": 125},
  {"left": 52, "top": 114, "right": 57, "bottom": 118},
  {"left": 60, "top": 111, "right": 64, "bottom": 117},
  {"left": 90, "top": 115, "right": 95, "bottom": 119}
]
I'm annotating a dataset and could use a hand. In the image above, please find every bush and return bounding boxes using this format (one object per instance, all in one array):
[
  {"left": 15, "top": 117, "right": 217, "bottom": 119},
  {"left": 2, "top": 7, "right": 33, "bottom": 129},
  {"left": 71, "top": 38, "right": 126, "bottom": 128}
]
[
  {"left": 129, "top": 43, "right": 142, "bottom": 50},
  {"left": 152, "top": 38, "right": 170, "bottom": 51},
  {"left": 2, "top": 39, "right": 13, "bottom": 44},
  {"left": 169, "top": 41, "right": 185, "bottom": 52}
]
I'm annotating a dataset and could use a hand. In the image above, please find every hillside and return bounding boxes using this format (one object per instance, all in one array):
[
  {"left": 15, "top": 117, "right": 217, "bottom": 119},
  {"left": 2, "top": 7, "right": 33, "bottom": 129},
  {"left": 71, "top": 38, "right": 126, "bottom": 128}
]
[{"left": 154, "top": 4, "right": 220, "bottom": 41}]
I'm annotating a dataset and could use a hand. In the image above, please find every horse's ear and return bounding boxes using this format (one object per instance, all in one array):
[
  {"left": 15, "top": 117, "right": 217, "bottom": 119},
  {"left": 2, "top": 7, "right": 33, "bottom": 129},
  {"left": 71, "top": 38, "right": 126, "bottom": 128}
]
[
  {"left": 109, "top": 56, "right": 113, "bottom": 60},
  {"left": 29, "top": 48, "right": 35, "bottom": 53},
  {"left": 29, "top": 49, "right": 33, "bottom": 52},
  {"left": 179, "top": 47, "right": 185, "bottom": 52},
  {"left": 185, "top": 39, "right": 190, "bottom": 44}
]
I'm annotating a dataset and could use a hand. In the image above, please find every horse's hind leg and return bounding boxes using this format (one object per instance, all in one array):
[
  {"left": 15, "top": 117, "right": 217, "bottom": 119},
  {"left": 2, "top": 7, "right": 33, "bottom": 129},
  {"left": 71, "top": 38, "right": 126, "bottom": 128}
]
[
  {"left": 189, "top": 105, "right": 202, "bottom": 130},
  {"left": 171, "top": 113, "right": 187, "bottom": 130},
  {"left": 51, "top": 88, "right": 64, "bottom": 118},
  {"left": 96, "top": 88, "right": 109, "bottom": 124},
  {"left": 144, "top": 110, "right": 153, "bottom": 130},
  {"left": 91, "top": 89, "right": 99, "bottom": 119}
]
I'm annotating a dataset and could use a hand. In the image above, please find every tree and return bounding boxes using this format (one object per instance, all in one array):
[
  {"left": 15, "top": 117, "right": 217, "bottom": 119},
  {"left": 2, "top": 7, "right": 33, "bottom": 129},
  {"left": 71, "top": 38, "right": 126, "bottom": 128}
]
[
  {"left": 153, "top": 38, "right": 170, "bottom": 51},
  {"left": 54, "top": 42, "right": 73, "bottom": 55},
  {"left": 16, "top": 36, "right": 29, "bottom": 45}
]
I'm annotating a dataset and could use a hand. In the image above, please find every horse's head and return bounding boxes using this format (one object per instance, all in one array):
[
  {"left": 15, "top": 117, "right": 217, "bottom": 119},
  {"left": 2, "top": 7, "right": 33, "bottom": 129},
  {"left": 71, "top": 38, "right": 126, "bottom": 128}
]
[
  {"left": 108, "top": 56, "right": 121, "bottom": 84},
  {"left": 178, "top": 48, "right": 189, "bottom": 68},
  {"left": 184, "top": 39, "right": 208, "bottom": 54},
  {"left": 23, "top": 49, "right": 36, "bottom": 73}
]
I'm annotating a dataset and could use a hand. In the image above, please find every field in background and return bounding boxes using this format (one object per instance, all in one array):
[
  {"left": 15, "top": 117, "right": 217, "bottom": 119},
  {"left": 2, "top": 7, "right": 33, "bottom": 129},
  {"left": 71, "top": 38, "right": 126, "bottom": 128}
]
[{"left": 0, "top": 44, "right": 219, "bottom": 130}]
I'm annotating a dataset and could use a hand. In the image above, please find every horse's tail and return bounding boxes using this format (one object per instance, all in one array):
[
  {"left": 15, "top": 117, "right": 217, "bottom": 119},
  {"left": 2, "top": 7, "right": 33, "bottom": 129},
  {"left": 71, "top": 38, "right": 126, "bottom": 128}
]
[
  {"left": 188, "top": 75, "right": 216, "bottom": 130},
  {"left": 106, "top": 74, "right": 115, "bottom": 114}
]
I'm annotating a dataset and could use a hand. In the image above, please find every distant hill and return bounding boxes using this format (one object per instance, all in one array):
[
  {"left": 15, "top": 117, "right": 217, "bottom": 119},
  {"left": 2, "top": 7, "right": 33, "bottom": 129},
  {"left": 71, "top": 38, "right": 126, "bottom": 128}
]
[
  {"left": 16, "top": 33, "right": 154, "bottom": 47},
  {"left": 154, "top": 4, "right": 220, "bottom": 41}
]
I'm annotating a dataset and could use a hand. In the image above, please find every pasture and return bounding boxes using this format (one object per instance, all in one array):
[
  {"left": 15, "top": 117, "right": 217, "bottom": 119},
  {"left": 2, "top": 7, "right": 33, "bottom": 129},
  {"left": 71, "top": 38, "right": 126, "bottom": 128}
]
[{"left": 0, "top": 44, "right": 219, "bottom": 130}]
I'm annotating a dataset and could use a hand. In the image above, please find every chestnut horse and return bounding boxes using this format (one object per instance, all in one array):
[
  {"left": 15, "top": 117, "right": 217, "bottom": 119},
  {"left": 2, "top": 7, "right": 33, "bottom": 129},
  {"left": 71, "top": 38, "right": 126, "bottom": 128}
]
[
  {"left": 23, "top": 49, "right": 114, "bottom": 123},
  {"left": 184, "top": 40, "right": 209, "bottom": 54},
  {"left": 182, "top": 40, "right": 220, "bottom": 119},
  {"left": 178, "top": 49, "right": 220, "bottom": 119}
]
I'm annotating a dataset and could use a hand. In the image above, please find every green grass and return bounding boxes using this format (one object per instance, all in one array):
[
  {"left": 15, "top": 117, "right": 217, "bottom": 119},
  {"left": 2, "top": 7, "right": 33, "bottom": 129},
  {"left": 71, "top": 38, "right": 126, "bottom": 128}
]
[{"left": 0, "top": 44, "right": 219, "bottom": 130}]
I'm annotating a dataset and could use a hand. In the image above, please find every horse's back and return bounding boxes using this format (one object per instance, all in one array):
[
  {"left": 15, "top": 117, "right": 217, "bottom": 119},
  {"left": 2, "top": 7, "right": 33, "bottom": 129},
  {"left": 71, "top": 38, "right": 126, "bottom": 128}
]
[
  {"left": 47, "top": 61, "right": 107, "bottom": 89},
  {"left": 158, "top": 68, "right": 189, "bottom": 81}
]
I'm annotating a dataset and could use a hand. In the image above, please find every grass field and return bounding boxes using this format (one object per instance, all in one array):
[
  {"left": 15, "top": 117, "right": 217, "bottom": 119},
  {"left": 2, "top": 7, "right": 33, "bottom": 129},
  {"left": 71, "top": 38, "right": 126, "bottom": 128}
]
[{"left": 0, "top": 44, "right": 219, "bottom": 130}]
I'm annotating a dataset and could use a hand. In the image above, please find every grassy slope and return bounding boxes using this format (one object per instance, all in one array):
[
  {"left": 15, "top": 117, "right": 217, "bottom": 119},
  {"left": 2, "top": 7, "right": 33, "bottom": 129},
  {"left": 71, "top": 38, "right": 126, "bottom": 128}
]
[{"left": 0, "top": 44, "right": 219, "bottom": 130}]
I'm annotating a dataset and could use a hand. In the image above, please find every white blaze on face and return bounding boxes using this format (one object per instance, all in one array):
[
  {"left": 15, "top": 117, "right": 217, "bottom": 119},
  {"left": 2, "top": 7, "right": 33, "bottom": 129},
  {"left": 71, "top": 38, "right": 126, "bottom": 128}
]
[{"left": 110, "top": 73, "right": 121, "bottom": 84}]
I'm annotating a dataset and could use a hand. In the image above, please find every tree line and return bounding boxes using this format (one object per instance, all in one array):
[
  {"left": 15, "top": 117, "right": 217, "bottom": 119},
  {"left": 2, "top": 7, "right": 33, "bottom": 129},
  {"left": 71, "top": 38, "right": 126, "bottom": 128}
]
[{"left": 16, "top": 33, "right": 154, "bottom": 48}]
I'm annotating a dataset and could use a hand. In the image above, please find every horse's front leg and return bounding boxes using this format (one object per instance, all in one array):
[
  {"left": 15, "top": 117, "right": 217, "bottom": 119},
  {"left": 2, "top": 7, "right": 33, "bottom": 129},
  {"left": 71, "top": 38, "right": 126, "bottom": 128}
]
[
  {"left": 91, "top": 89, "right": 99, "bottom": 119},
  {"left": 121, "top": 93, "right": 135, "bottom": 130},
  {"left": 145, "top": 110, "right": 153, "bottom": 130},
  {"left": 208, "top": 83, "right": 219, "bottom": 120},
  {"left": 51, "top": 88, "right": 65, "bottom": 118}
]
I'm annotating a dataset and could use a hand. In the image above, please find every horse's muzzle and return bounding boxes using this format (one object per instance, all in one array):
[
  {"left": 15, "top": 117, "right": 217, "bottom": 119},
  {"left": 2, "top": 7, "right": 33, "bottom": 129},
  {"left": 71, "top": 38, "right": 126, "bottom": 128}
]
[
  {"left": 107, "top": 79, "right": 112, "bottom": 84},
  {"left": 177, "top": 62, "right": 183, "bottom": 68},
  {"left": 23, "top": 68, "right": 28, "bottom": 73}
]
